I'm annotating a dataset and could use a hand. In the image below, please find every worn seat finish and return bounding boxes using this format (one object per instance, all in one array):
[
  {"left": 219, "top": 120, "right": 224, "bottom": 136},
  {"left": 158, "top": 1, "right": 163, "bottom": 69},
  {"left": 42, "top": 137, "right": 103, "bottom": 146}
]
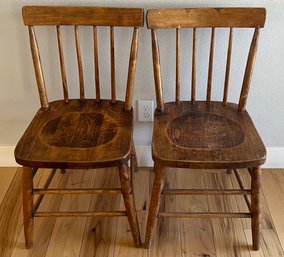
[
  {"left": 15, "top": 100, "right": 133, "bottom": 168},
  {"left": 152, "top": 101, "right": 266, "bottom": 169}
]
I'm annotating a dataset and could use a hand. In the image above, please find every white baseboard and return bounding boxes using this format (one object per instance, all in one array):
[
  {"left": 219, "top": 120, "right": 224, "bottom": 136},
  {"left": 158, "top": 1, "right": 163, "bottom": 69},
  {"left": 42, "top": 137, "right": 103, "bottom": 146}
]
[
  {"left": 0, "top": 146, "right": 19, "bottom": 167},
  {"left": 1, "top": 145, "right": 283, "bottom": 168},
  {"left": 0, "top": 145, "right": 155, "bottom": 167}
]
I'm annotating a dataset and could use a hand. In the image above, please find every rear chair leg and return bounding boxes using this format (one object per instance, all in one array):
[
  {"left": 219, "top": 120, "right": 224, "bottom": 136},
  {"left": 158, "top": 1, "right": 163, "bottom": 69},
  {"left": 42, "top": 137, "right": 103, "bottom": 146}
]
[
  {"left": 251, "top": 166, "right": 261, "bottom": 250},
  {"left": 119, "top": 164, "right": 141, "bottom": 247},
  {"left": 22, "top": 166, "right": 34, "bottom": 248},
  {"left": 144, "top": 163, "right": 164, "bottom": 248}
]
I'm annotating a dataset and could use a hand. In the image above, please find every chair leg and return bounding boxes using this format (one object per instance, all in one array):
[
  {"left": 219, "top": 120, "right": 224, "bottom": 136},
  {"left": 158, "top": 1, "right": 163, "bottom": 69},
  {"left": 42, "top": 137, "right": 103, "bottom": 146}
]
[
  {"left": 22, "top": 166, "right": 34, "bottom": 248},
  {"left": 144, "top": 163, "right": 164, "bottom": 248},
  {"left": 131, "top": 141, "right": 139, "bottom": 173},
  {"left": 251, "top": 166, "right": 261, "bottom": 250},
  {"left": 118, "top": 164, "right": 141, "bottom": 247}
]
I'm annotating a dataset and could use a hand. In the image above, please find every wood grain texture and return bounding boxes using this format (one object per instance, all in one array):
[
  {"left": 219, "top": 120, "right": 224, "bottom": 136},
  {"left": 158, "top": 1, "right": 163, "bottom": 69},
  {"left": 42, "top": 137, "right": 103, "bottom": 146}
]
[
  {"left": 0, "top": 169, "right": 23, "bottom": 257},
  {"left": 15, "top": 100, "right": 133, "bottom": 169},
  {"left": 23, "top": 6, "right": 144, "bottom": 27},
  {"left": 79, "top": 168, "right": 120, "bottom": 257},
  {"left": 0, "top": 168, "right": 17, "bottom": 204},
  {"left": 147, "top": 8, "right": 266, "bottom": 29},
  {"left": 176, "top": 169, "right": 216, "bottom": 257},
  {"left": 45, "top": 170, "right": 96, "bottom": 257},
  {"left": 2, "top": 168, "right": 284, "bottom": 256},
  {"left": 262, "top": 170, "right": 284, "bottom": 251},
  {"left": 152, "top": 101, "right": 266, "bottom": 169},
  {"left": 204, "top": 171, "right": 252, "bottom": 257}
]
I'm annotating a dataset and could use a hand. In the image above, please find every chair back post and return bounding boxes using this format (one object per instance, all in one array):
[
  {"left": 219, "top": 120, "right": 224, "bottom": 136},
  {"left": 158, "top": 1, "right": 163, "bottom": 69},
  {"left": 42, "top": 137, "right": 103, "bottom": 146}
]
[
  {"left": 238, "top": 27, "right": 260, "bottom": 111},
  {"left": 151, "top": 29, "right": 164, "bottom": 111},
  {"left": 28, "top": 26, "right": 49, "bottom": 110},
  {"left": 124, "top": 27, "right": 139, "bottom": 111}
]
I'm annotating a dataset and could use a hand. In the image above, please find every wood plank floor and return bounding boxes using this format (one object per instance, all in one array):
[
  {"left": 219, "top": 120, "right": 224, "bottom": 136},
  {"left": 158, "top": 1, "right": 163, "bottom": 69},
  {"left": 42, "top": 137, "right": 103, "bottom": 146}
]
[{"left": 1, "top": 167, "right": 284, "bottom": 257}]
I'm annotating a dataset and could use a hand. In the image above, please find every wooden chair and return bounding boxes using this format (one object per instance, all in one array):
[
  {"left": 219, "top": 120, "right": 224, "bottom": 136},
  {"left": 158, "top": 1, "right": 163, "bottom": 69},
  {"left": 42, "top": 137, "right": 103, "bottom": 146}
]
[
  {"left": 144, "top": 8, "right": 266, "bottom": 250},
  {"left": 15, "top": 6, "right": 144, "bottom": 248}
]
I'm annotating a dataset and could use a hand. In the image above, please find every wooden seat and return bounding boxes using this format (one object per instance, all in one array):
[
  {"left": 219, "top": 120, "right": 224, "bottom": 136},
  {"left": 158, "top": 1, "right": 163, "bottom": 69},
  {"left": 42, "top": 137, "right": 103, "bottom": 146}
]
[
  {"left": 15, "top": 100, "right": 134, "bottom": 168},
  {"left": 15, "top": 6, "right": 143, "bottom": 248},
  {"left": 152, "top": 101, "right": 266, "bottom": 169},
  {"left": 145, "top": 8, "right": 266, "bottom": 250}
]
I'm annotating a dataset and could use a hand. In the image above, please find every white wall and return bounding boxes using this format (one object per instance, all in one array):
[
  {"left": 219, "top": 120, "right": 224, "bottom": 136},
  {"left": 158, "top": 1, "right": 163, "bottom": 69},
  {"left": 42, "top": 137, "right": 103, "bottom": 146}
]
[{"left": 0, "top": 0, "right": 284, "bottom": 160}]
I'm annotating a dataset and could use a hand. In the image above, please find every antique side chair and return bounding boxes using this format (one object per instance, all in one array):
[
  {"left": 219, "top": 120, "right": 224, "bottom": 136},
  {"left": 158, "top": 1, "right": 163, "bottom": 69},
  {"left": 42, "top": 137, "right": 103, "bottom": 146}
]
[
  {"left": 15, "top": 6, "right": 144, "bottom": 248},
  {"left": 144, "top": 8, "right": 266, "bottom": 250}
]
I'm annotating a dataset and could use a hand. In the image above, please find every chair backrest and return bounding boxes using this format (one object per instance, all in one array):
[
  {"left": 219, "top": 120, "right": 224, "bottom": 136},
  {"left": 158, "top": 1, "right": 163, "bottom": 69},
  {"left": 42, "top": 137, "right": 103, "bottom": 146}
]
[
  {"left": 146, "top": 8, "right": 266, "bottom": 111},
  {"left": 22, "top": 6, "right": 144, "bottom": 111}
]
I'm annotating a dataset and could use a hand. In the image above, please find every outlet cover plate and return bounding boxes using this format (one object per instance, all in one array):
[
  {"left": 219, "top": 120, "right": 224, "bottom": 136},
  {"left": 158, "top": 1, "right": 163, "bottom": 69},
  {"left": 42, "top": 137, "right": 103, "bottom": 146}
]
[{"left": 138, "top": 100, "right": 154, "bottom": 122}]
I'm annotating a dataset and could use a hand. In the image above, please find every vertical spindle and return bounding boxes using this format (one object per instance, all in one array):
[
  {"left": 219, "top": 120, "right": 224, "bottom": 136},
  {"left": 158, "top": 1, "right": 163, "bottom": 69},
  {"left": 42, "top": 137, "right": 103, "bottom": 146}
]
[
  {"left": 74, "top": 25, "right": 85, "bottom": 101},
  {"left": 56, "top": 26, "right": 68, "bottom": 103},
  {"left": 176, "top": 28, "right": 180, "bottom": 104},
  {"left": 223, "top": 28, "right": 233, "bottom": 105},
  {"left": 93, "top": 26, "right": 100, "bottom": 102},
  {"left": 110, "top": 26, "right": 116, "bottom": 103},
  {"left": 207, "top": 27, "right": 215, "bottom": 102},
  {"left": 191, "top": 28, "right": 196, "bottom": 102}
]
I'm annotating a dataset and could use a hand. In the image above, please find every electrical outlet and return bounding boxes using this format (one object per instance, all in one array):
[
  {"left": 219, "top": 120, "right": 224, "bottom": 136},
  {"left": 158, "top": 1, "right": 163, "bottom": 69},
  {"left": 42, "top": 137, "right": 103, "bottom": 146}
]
[{"left": 138, "top": 100, "right": 154, "bottom": 122}]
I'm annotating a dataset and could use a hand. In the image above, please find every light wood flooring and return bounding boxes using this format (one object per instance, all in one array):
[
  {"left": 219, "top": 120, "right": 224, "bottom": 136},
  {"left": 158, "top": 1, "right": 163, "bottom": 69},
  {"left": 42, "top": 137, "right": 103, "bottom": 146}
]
[{"left": 1, "top": 167, "right": 284, "bottom": 257}]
